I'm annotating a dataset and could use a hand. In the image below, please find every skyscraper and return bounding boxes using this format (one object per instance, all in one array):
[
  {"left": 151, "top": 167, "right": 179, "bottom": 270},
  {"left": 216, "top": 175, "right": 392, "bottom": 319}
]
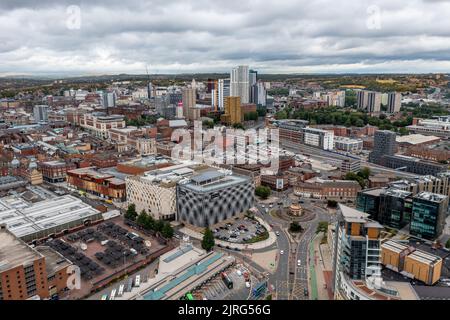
[
  {"left": 369, "top": 130, "right": 397, "bottom": 165},
  {"left": 387, "top": 92, "right": 402, "bottom": 113},
  {"left": 230, "top": 65, "right": 250, "bottom": 104},
  {"left": 33, "top": 105, "right": 49, "bottom": 122},
  {"left": 182, "top": 87, "right": 196, "bottom": 119}
]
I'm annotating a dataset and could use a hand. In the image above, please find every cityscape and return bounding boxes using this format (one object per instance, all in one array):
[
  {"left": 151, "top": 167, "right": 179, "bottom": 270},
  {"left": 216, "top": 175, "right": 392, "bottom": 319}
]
[{"left": 1, "top": 0, "right": 450, "bottom": 309}]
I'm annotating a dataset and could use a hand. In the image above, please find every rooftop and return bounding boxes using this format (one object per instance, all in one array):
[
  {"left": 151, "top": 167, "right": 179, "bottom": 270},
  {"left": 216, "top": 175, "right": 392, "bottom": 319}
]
[
  {"left": 0, "top": 195, "right": 101, "bottom": 240},
  {"left": 396, "top": 134, "right": 440, "bottom": 145},
  {"left": 414, "top": 192, "right": 448, "bottom": 203},
  {"left": 0, "top": 227, "right": 42, "bottom": 272}
]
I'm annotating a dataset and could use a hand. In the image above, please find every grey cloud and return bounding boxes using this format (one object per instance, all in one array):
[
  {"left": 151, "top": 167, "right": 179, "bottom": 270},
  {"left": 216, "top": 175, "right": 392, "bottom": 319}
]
[{"left": 0, "top": 0, "right": 450, "bottom": 75}]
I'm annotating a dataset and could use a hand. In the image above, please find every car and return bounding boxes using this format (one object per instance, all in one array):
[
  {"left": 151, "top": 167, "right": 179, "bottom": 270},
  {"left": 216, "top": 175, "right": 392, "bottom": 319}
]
[
  {"left": 304, "top": 288, "right": 309, "bottom": 296},
  {"left": 297, "top": 260, "right": 301, "bottom": 266},
  {"left": 280, "top": 250, "right": 284, "bottom": 255},
  {"left": 245, "top": 281, "right": 251, "bottom": 288},
  {"left": 275, "top": 231, "right": 280, "bottom": 236}
]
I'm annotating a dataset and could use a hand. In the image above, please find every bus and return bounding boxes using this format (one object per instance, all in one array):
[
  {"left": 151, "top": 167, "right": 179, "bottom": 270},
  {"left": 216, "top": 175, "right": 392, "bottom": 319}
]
[
  {"left": 221, "top": 272, "right": 234, "bottom": 289},
  {"left": 186, "top": 293, "right": 194, "bottom": 300}
]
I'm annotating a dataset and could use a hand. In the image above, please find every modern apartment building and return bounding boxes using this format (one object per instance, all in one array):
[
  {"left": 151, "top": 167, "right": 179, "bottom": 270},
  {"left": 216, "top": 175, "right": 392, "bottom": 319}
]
[
  {"left": 176, "top": 170, "right": 254, "bottom": 227},
  {"left": 230, "top": 65, "right": 250, "bottom": 104},
  {"left": 331, "top": 204, "right": 383, "bottom": 299},
  {"left": 303, "top": 127, "right": 334, "bottom": 150},
  {"left": 369, "top": 130, "right": 397, "bottom": 165},
  {"left": 410, "top": 192, "right": 449, "bottom": 240},
  {"left": 221, "top": 96, "right": 243, "bottom": 125}
]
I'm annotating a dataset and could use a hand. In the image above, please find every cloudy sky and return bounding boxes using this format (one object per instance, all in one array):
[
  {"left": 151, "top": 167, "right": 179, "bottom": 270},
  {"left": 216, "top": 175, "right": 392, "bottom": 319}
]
[{"left": 1, "top": 0, "right": 450, "bottom": 76}]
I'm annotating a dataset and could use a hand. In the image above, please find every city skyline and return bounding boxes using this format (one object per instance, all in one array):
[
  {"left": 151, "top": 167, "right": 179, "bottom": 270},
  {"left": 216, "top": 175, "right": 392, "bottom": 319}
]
[{"left": 1, "top": 0, "right": 450, "bottom": 76}]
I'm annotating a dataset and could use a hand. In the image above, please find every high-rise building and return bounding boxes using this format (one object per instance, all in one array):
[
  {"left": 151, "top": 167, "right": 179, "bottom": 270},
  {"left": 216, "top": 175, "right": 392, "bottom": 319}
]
[
  {"left": 357, "top": 91, "right": 381, "bottom": 113},
  {"left": 221, "top": 96, "right": 242, "bottom": 125},
  {"left": 410, "top": 192, "right": 449, "bottom": 240},
  {"left": 182, "top": 87, "right": 196, "bottom": 120},
  {"left": 369, "top": 130, "right": 397, "bottom": 165},
  {"left": 387, "top": 92, "right": 402, "bottom": 113},
  {"left": 230, "top": 65, "right": 250, "bottom": 104},
  {"left": 331, "top": 204, "right": 383, "bottom": 298},
  {"left": 33, "top": 105, "right": 49, "bottom": 122},
  {"left": 217, "top": 79, "right": 230, "bottom": 110}
]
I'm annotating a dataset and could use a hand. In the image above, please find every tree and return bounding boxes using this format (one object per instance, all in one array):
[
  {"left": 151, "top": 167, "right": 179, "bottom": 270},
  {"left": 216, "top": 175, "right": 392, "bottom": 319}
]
[
  {"left": 289, "top": 222, "right": 303, "bottom": 233},
  {"left": 232, "top": 123, "right": 245, "bottom": 130},
  {"left": 154, "top": 219, "right": 165, "bottom": 232},
  {"left": 161, "top": 222, "right": 174, "bottom": 239},
  {"left": 202, "top": 120, "right": 214, "bottom": 129},
  {"left": 137, "top": 209, "right": 148, "bottom": 226},
  {"left": 316, "top": 221, "right": 328, "bottom": 234},
  {"left": 255, "top": 186, "right": 271, "bottom": 199},
  {"left": 125, "top": 204, "right": 138, "bottom": 221},
  {"left": 202, "top": 228, "right": 215, "bottom": 252},
  {"left": 358, "top": 167, "right": 371, "bottom": 180},
  {"left": 327, "top": 200, "right": 338, "bottom": 208},
  {"left": 144, "top": 214, "right": 155, "bottom": 230}
]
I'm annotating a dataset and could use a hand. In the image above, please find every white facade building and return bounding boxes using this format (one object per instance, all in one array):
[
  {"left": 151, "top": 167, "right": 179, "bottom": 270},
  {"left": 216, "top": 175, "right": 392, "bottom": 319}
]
[{"left": 230, "top": 66, "right": 249, "bottom": 104}]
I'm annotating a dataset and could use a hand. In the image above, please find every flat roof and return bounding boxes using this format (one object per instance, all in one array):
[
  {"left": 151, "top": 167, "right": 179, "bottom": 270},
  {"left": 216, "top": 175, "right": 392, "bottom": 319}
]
[
  {"left": 35, "top": 246, "right": 72, "bottom": 275},
  {"left": 396, "top": 134, "right": 440, "bottom": 145},
  {"left": 338, "top": 203, "right": 369, "bottom": 222},
  {"left": 0, "top": 195, "right": 101, "bottom": 240},
  {"left": 414, "top": 192, "right": 448, "bottom": 203},
  {"left": 0, "top": 227, "right": 42, "bottom": 272}
]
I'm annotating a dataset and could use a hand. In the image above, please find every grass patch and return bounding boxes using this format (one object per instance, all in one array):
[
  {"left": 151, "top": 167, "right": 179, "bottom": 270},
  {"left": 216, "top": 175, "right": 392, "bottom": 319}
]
[{"left": 244, "top": 231, "right": 269, "bottom": 244}]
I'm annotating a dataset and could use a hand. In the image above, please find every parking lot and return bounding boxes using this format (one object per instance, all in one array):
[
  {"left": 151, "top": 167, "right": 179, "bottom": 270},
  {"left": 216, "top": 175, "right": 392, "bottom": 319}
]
[
  {"left": 192, "top": 265, "right": 253, "bottom": 300},
  {"left": 213, "top": 217, "right": 268, "bottom": 244},
  {"left": 49, "top": 217, "right": 166, "bottom": 298}
]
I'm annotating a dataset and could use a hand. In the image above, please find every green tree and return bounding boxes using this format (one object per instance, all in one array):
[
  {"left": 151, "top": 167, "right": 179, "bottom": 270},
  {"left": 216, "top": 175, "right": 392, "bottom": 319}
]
[
  {"left": 327, "top": 200, "right": 338, "bottom": 208},
  {"left": 161, "top": 222, "right": 174, "bottom": 239},
  {"left": 202, "top": 228, "right": 215, "bottom": 252},
  {"left": 255, "top": 186, "right": 271, "bottom": 199},
  {"left": 125, "top": 204, "right": 138, "bottom": 221},
  {"left": 144, "top": 214, "right": 155, "bottom": 230},
  {"left": 289, "top": 222, "right": 303, "bottom": 233},
  {"left": 154, "top": 219, "right": 165, "bottom": 232},
  {"left": 316, "top": 221, "right": 328, "bottom": 234},
  {"left": 137, "top": 209, "right": 149, "bottom": 226},
  {"left": 358, "top": 167, "right": 371, "bottom": 180},
  {"left": 202, "top": 120, "right": 214, "bottom": 129}
]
